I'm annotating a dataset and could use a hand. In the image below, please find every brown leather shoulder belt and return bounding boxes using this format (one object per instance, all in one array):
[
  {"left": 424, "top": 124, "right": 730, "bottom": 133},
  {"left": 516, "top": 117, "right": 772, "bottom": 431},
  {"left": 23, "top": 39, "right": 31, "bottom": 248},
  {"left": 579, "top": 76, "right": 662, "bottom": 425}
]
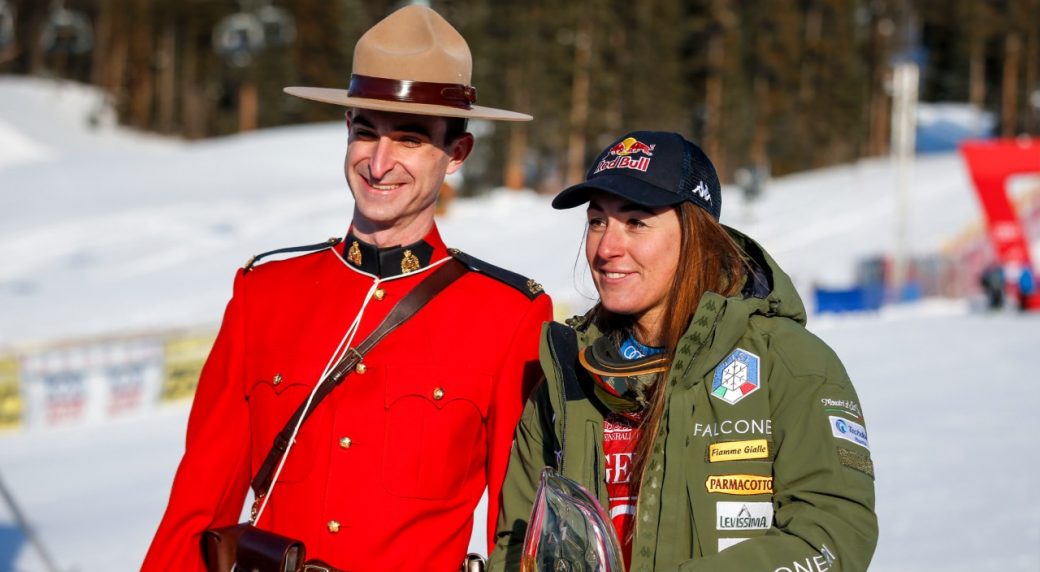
[
  {"left": 204, "top": 258, "right": 469, "bottom": 572},
  {"left": 251, "top": 258, "right": 468, "bottom": 499}
]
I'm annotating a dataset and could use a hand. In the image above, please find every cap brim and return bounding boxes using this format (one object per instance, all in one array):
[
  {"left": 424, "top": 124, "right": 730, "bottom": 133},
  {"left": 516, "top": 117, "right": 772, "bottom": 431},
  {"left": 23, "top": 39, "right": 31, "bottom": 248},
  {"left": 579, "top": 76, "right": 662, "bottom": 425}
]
[
  {"left": 284, "top": 87, "right": 533, "bottom": 122},
  {"left": 552, "top": 173, "right": 682, "bottom": 210}
]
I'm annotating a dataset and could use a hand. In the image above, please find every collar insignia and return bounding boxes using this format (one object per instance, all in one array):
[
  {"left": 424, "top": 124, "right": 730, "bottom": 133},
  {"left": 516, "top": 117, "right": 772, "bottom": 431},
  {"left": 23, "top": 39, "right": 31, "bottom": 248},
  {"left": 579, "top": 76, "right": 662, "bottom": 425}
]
[{"left": 342, "top": 233, "right": 435, "bottom": 278}]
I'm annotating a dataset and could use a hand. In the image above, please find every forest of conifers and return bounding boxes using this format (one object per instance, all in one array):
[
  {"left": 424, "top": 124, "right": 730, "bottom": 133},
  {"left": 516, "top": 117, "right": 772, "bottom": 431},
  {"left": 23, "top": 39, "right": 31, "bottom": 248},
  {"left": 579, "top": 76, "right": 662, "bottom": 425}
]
[{"left": 2, "top": 0, "right": 1038, "bottom": 193}]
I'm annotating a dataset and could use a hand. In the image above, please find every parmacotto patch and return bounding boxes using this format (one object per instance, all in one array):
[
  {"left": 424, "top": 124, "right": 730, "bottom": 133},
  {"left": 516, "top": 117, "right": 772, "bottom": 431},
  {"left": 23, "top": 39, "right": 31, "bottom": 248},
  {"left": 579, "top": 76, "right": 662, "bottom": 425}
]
[{"left": 705, "top": 474, "right": 773, "bottom": 495}]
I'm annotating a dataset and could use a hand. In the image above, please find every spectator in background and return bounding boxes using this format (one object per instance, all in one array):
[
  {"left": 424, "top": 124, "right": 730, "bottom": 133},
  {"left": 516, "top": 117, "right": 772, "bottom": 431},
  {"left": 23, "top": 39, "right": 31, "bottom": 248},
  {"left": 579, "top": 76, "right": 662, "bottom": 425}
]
[
  {"left": 1017, "top": 266, "right": 1035, "bottom": 312},
  {"left": 980, "top": 264, "right": 1005, "bottom": 310}
]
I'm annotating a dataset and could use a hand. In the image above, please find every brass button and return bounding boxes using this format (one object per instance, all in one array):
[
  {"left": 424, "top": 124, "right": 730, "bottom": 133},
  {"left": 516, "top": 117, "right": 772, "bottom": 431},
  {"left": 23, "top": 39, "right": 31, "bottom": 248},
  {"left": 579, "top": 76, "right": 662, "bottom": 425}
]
[
  {"left": 432, "top": 387, "right": 445, "bottom": 400},
  {"left": 355, "top": 362, "right": 367, "bottom": 374},
  {"left": 272, "top": 373, "right": 283, "bottom": 385},
  {"left": 327, "top": 520, "right": 340, "bottom": 533},
  {"left": 339, "top": 436, "right": 352, "bottom": 449},
  {"left": 374, "top": 288, "right": 385, "bottom": 301}
]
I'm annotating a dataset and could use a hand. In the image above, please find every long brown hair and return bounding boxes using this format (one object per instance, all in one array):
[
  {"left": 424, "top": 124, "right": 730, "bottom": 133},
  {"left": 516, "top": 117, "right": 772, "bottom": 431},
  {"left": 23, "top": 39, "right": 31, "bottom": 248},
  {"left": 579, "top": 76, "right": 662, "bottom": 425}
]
[{"left": 590, "top": 202, "right": 748, "bottom": 494}]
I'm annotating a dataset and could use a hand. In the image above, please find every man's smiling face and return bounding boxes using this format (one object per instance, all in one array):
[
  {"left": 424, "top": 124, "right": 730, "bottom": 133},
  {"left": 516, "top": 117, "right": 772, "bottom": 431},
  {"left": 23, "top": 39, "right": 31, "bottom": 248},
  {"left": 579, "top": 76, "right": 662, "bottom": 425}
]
[{"left": 344, "top": 109, "right": 471, "bottom": 243}]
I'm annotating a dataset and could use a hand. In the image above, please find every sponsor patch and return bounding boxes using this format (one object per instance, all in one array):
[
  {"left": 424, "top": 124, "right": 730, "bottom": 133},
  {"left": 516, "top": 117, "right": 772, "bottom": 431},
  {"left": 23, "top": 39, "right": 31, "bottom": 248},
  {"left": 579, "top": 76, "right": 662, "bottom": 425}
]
[
  {"left": 774, "top": 545, "right": 837, "bottom": 572},
  {"left": 593, "top": 137, "right": 656, "bottom": 174},
  {"left": 836, "top": 447, "right": 875, "bottom": 479},
  {"left": 716, "top": 501, "right": 773, "bottom": 530},
  {"left": 705, "top": 474, "right": 773, "bottom": 495},
  {"left": 820, "top": 397, "right": 863, "bottom": 420},
  {"left": 693, "top": 418, "right": 771, "bottom": 438},
  {"left": 711, "top": 349, "right": 761, "bottom": 405},
  {"left": 829, "top": 415, "right": 869, "bottom": 450},
  {"left": 718, "top": 537, "right": 749, "bottom": 552},
  {"left": 708, "top": 439, "right": 769, "bottom": 462}
]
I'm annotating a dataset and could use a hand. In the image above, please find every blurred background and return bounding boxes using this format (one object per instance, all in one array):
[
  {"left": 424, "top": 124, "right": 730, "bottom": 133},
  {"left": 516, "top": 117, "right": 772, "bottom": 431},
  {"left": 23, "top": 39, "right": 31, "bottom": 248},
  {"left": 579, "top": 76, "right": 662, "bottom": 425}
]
[
  {"left": 1, "top": 0, "right": 1039, "bottom": 571},
  {"left": 2, "top": 0, "right": 1038, "bottom": 190}
]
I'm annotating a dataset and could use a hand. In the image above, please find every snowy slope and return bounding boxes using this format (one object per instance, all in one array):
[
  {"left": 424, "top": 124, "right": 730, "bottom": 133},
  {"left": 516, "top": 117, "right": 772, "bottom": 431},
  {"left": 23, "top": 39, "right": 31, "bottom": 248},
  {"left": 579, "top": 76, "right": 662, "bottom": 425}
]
[
  {"left": 0, "top": 75, "right": 995, "bottom": 348},
  {"left": 2, "top": 76, "right": 1038, "bottom": 571}
]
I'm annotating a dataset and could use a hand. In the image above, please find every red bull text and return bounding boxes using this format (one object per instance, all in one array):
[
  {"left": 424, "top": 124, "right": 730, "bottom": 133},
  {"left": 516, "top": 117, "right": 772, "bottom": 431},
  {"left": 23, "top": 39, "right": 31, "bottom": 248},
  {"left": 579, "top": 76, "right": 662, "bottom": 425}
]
[{"left": 595, "top": 137, "right": 656, "bottom": 174}]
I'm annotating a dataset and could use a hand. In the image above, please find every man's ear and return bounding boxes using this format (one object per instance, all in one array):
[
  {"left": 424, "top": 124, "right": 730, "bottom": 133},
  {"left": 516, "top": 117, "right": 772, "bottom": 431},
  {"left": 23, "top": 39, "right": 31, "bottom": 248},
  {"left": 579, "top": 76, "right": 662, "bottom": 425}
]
[{"left": 445, "top": 133, "right": 474, "bottom": 175}]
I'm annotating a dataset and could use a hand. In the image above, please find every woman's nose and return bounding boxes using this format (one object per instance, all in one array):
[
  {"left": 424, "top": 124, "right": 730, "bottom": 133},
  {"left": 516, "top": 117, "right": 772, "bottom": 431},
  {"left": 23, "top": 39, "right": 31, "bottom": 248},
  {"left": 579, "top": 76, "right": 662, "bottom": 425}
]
[{"left": 596, "top": 223, "right": 625, "bottom": 259}]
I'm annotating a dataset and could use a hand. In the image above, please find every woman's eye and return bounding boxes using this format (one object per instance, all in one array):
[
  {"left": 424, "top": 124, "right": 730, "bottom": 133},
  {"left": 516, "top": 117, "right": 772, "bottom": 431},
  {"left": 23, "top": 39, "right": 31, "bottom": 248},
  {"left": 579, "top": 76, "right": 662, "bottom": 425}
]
[
  {"left": 587, "top": 217, "right": 606, "bottom": 228},
  {"left": 628, "top": 218, "right": 649, "bottom": 228}
]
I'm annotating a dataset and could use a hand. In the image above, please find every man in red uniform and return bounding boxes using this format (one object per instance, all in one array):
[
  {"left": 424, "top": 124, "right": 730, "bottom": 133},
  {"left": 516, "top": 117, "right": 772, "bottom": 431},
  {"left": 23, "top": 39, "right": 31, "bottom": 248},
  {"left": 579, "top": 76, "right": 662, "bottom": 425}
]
[{"left": 143, "top": 6, "right": 550, "bottom": 571}]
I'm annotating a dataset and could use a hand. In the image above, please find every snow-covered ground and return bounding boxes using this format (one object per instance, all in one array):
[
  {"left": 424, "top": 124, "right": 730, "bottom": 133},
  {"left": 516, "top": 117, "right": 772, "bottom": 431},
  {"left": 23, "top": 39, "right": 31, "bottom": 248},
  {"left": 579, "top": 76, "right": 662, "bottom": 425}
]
[{"left": 1, "top": 76, "right": 1038, "bottom": 571}]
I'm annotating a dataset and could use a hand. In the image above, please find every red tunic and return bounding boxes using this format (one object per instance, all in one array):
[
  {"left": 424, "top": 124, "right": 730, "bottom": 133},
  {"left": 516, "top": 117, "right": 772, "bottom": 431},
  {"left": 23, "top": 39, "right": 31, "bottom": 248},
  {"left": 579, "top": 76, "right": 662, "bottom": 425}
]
[{"left": 143, "top": 225, "right": 551, "bottom": 571}]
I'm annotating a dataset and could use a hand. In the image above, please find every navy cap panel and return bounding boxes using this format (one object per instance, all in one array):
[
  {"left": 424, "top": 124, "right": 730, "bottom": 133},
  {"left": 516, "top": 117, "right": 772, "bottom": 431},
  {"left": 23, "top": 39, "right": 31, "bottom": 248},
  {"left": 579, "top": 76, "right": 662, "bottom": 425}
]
[
  {"left": 554, "top": 130, "right": 723, "bottom": 219},
  {"left": 552, "top": 177, "right": 682, "bottom": 209}
]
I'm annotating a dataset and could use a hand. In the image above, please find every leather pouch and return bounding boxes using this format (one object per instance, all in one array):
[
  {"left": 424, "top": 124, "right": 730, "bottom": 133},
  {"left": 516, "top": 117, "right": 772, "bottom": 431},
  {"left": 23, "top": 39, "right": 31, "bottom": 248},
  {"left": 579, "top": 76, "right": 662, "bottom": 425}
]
[{"left": 202, "top": 523, "right": 305, "bottom": 572}]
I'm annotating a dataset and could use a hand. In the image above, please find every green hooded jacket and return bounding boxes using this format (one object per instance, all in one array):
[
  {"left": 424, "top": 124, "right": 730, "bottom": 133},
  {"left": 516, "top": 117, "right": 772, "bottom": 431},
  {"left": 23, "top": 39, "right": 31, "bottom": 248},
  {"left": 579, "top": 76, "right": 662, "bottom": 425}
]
[{"left": 489, "top": 229, "right": 877, "bottom": 572}]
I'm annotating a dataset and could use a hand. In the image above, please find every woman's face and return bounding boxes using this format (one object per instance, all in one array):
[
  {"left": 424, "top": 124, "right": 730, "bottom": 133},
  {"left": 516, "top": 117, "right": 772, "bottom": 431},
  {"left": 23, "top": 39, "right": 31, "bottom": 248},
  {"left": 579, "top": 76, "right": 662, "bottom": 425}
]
[{"left": 585, "top": 192, "right": 682, "bottom": 343}]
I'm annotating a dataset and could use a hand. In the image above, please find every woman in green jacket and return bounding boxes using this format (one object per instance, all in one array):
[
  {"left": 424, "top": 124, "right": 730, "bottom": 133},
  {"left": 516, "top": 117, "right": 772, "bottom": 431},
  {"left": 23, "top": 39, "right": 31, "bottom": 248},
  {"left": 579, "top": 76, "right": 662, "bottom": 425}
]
[{"left": 489, "top": 131, "right": 877, "bottom": 572}]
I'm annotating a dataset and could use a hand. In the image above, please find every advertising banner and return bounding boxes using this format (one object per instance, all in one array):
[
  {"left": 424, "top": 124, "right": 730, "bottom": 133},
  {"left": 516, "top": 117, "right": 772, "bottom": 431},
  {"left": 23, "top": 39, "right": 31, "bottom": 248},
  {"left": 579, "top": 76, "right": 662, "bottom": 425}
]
[
  {"left": 21, "top": 338, "right": 164, "bottom": 428},
  {"left": 0, "top": 355, "right": 22, "bottom": 430},
  {"left": 162, "top": 333, "right": 216, "bottom": 402}
]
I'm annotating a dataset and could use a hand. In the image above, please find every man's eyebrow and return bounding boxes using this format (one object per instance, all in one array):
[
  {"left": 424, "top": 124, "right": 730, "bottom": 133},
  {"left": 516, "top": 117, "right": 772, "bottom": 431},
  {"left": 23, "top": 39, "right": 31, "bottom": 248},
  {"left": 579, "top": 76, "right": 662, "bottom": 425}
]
[
  {"left": 392, "top": 123, "right": 433, "bottom": 139},
  {"left": 351, "top": 115, "right": 376, "bottom": 129}
]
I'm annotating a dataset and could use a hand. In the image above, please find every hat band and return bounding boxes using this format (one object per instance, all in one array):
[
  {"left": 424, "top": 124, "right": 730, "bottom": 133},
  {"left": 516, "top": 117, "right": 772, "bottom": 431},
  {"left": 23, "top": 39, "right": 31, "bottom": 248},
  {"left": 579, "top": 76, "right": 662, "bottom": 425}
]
[{"left": 347, "top": 74, "right": 477, "bottom": 110}]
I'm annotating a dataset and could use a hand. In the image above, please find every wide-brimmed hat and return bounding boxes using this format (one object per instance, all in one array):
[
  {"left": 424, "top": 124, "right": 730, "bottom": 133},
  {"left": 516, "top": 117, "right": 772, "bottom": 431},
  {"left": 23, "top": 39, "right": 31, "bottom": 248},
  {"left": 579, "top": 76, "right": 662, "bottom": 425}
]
[
  {"left": 284, "top": 6, "right": 531, "bottom": 122},
  {"left": 552, "top": 131, "right": 722, "bottom": 219}
]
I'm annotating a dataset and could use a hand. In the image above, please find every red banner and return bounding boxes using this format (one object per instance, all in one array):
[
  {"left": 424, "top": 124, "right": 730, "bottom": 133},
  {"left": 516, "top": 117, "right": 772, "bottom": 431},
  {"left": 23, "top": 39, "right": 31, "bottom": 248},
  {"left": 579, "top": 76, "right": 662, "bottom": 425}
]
[{"left": 960, "top": 138, "right": 1040, "bottom": 309}]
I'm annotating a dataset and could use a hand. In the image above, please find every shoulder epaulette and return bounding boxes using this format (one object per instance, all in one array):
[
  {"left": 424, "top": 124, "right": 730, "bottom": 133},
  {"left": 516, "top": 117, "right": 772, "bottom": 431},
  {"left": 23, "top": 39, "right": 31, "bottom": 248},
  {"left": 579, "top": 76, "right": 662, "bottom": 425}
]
[
  {"left": 244, "top": 237, "right": 343, "bottom": 273},
  {"left": 564, "top": 313, "right": 588, "bottom": 330},
  {"left": 448, "top": 248, "right": 545, "bottom": 300},
  {"left": 564, "top": 310, "right": 596, "bottom": 332}
]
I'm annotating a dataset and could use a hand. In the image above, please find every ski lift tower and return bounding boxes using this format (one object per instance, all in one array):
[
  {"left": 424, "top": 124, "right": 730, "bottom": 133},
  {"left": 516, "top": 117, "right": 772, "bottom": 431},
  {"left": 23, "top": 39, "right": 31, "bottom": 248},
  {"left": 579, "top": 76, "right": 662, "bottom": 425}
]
[
  {"left": 890, "top": 61, "right": 919, "bottom": 301},
  {"left": 0, "top": 0, "right": 16, "bottom": 63},
  {"left": 213, "top": 0, "right": 295, "bottom": 132},
  {"left": 38, "top": 0, "right": 93, "bottom": 56}
]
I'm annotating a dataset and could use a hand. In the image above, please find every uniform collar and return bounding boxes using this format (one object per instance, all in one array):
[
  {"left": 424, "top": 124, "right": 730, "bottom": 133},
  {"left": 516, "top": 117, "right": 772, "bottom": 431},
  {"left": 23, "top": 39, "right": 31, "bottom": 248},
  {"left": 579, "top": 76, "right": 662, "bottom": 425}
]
[{"left": 341, "top": 225, "right": 448, "bottom": 278}]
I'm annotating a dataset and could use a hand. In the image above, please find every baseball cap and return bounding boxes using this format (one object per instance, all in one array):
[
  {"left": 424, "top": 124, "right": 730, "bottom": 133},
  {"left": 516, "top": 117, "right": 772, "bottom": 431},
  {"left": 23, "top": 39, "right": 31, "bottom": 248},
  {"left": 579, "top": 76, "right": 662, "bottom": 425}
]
[{"left": 552, "top": 131, "right": 722, "bottom": 219}]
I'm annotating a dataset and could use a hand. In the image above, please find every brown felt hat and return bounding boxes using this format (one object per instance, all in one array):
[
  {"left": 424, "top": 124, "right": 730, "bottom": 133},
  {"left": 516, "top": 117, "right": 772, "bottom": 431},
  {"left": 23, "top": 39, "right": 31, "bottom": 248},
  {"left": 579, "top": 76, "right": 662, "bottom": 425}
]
[{"left": 284, "top": 5, "right": 532, "bottom": 122}]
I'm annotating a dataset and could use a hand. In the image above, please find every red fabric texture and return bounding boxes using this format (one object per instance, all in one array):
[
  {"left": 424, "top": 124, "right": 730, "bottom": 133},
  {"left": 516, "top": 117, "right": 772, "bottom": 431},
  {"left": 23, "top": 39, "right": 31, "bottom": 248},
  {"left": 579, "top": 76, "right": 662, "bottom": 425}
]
[
  {"left": 603, "top": 412, "right": 642, "bottom": 570},
  {"left": 142, "top": 226, "right": 551, "bottom": 571}
]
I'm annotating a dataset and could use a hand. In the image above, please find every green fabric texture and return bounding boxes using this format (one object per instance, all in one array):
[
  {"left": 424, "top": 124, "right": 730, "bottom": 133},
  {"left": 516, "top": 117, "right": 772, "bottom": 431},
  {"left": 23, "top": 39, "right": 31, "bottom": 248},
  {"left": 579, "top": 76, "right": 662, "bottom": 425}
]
[{"left": 488, "top": 228, "right": 878, "bottom": 572}]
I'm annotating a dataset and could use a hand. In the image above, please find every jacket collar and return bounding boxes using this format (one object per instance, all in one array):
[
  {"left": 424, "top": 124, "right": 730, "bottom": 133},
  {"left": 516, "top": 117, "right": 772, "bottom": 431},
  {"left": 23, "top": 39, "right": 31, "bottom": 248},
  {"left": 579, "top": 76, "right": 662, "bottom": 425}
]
[{"left": 341, "top": 225, "right": 448, "bottom": 278}]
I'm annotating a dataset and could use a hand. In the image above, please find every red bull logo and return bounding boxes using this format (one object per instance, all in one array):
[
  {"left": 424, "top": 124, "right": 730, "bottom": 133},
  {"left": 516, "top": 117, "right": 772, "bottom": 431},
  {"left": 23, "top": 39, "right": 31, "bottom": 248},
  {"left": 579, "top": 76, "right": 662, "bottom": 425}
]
[
  {"left": 595, "top": 137, "right": 656, "bottom": 174},
  {"left": 610, "top": 137, "right": 655, "bottom": 157}
]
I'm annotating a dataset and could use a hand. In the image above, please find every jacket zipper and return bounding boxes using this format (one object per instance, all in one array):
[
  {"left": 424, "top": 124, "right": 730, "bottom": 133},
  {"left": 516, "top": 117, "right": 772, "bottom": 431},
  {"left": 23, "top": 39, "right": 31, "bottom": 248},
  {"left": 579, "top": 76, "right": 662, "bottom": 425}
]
[{"left": 546, "top": 329, "right": 569, "bottom": 473}]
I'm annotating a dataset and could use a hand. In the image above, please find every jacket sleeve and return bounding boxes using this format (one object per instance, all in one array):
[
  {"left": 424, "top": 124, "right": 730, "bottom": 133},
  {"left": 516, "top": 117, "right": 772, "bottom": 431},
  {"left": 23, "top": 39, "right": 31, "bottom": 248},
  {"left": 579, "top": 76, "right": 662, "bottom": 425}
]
[
  {"left": 487, "top": 377, "right": 558, "bottom": 571},
  {"left": 142, "top": 271, "right": 253, "bottom": 571},
  {"left": 485, "top": 294, "right": 553, "bottom": 552},
  {"left": 676, "top": 343, "right": 878, "bottom": 572}
]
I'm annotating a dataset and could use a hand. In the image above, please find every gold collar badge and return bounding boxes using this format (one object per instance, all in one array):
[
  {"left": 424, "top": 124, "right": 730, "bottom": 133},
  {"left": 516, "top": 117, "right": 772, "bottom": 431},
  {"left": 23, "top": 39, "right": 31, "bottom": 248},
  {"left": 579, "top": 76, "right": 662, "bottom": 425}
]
[
  {"left": 401, "top": 249, "right": 421, "bottom": 274},
  {"left": 347, "top": 241, "right": 362, "bottom": 266}
]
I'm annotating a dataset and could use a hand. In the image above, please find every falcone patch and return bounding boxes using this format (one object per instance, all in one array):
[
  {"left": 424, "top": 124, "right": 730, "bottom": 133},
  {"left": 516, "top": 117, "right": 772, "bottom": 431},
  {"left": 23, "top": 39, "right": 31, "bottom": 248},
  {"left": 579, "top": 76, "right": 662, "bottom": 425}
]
[{"left": 711, "top": 349, "right": 761, "bottom": 405}]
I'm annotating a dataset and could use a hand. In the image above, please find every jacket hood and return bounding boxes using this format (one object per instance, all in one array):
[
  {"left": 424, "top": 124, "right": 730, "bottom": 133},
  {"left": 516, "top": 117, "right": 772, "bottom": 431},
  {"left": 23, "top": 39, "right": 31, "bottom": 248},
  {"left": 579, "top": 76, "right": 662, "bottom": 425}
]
[{"left": 726, "top": 225, "right": 807, "bottom": 325}]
